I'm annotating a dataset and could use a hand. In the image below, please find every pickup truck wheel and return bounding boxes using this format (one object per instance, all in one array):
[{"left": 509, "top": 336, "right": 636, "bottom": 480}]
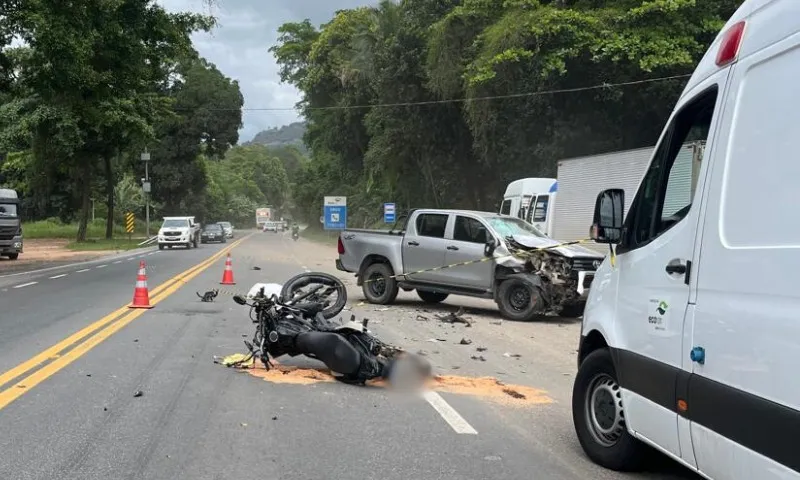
[
  {"left": 361, "top": 263, "right": 399, "bottom": 305},
  {"left": 417, "top": 290, "right": 448, "bottom": 304},
  {"left": 6, "top": 253, "right": 19, "bottom": 260},
  {"left": 158, "top": 244, "right": 164, "bottom": 251},
  {"left": 572, "top": 348, "right": 648, "bottom": 471},
  {"left": 496, "top": 277, "right": 543, "bottom": 322}
]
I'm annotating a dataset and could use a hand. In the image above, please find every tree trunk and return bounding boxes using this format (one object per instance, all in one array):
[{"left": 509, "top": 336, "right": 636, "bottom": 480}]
[
  {"left": 76, "top": 162, "right": 92, "bottom": 242},
  {"left": 104, "top": 156, "right": 114, "bottom": 239}
]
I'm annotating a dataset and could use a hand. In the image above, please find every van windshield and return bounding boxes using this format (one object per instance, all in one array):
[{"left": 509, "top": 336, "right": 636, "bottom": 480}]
[
  {"left": 485, "top": 216, "right": 546, "bottom": 238},
  {"left": 162, "top": 219, "right": 188, "bottom": 228},
  {"left": 0, "top": 203, "right": 18, "bottom": 217}
]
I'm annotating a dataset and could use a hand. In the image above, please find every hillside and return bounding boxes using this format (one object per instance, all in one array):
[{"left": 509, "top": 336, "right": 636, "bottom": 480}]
[{"left": 246, "top": 122, "right": 307, "bottom": 153}]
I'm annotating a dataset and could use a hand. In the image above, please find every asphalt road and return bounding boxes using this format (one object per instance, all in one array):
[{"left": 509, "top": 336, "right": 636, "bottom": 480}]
[{"left": 0, "top": 231, "right": 699, "bottom": 480}]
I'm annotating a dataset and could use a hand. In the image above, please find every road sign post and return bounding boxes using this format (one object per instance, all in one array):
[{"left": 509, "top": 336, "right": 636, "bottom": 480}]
[
  {"left": 125, "top": 212, "right": 135, "bottom": 243},
  {"left": 323, "top": 196, "right": 347, "bottom": 230},
  {"left": 383, "top": 203, "right": 396, "bottom": 224}
]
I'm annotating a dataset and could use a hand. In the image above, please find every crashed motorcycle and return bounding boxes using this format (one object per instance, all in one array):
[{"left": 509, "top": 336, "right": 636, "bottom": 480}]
[{"left": 232, "top": 272, "right": 431, "bottom": 385}]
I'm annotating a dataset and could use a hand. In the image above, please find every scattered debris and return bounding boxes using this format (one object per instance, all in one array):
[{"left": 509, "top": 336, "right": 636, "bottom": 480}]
[
  {"left": 417, "top": 350, "right": 428, "bottom": 356},
  {"left": 502, "top": 388, "right": 526, "bottom": 399},
  {"left": 357, "top": 302, "right": 366, "bottom": 306},
  {"left": 375, "top": 307, "right": 390, "bottom": 312},
  {"left": 196, "top": 289, "right": 219, "bottom": 302},
  {"left": 452, "top": 366, "right": 461, "bottom": 370},
  {"left": 435, "top": 307, "right": 472, "bottom": 326},
  {"left": 251, "top": 266, "right": 261, "bottom": 270},
  {"left": 470, "top": 355, "right": 487, "bottom": 362},
  {"left": 240, "top": 422, "right": 248, "bottom": 427},
  {"left": 476, "top": 347, "right": 488, "bottom": 352},
  {"left": 490, "top": 320, "right": 503, "bottom": 326},
  {"left": 436, "top": 338, "right": 447, "bottom": 342},
  {"left": 503, "top": 352, "right": 522, "bottom": 358},
  {"left": 272, "top": 416, "right": 278, "bottom": 420},
  {"left": 415, "top": 314, "right": 429, "bottom": 322},
  {"left": 133, "top": 390, "right": 143, "bottom": 398},
  {"left": 86, "top": 374, "right": 91, "bottom": 377},
  {"left": 103, "top": 407, "right": 108, "bottom": 412},
  {"left": 459, "top": 338, "right": 472, "bottom": 345},
  {"left": 134, "top": 339, "right": 139, "bottom": 343}
]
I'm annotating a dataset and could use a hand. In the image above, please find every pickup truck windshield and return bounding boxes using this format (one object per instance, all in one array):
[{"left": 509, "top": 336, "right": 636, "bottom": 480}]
[
  {"left": 0, "top": 203, "right": 17, "bottom": 217},
  {"left": 486, "top": 216, "right": 546, "bottom": 238},
  {"left": 162, "top": 219, "right": 188, "bottom": 228}
]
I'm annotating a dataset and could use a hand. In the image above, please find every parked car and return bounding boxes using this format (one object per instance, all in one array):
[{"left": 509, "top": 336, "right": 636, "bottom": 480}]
[
  {"left": 200, "top": 223, "right": 226, "bottom": 244},
  {"left": 218, "top": 221, "right": 234, "bottom": 238},
  {"left": 336, "top": 208, "right": 603, "bottom": 320},
  {"left": 572, "top": 2, "right": 800, "bottom": 479}
]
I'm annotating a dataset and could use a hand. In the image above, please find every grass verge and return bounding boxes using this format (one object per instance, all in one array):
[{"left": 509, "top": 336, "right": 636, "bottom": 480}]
[
  {"left": 23, "top": 219, "right": 147, "bottom": 239},
  {"left": 65, "top": 238, "right": 148, "bottom": 251},
  {"left": 300, "top": 227, "right": 339, "bottom": 246}
]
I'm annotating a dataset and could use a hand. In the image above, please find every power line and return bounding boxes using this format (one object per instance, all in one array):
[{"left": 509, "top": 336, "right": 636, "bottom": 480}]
[{"left": 181, "top": 73, "right": 692, "bottom": 112}]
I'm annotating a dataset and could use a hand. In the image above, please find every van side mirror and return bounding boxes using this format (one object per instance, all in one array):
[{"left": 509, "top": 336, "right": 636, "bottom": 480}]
[
  {"left": 591, "top": 189, "right": 624, "bottom": 244},
  {"left": 484, "top": 237, "right": 498, "bottom": 257}
]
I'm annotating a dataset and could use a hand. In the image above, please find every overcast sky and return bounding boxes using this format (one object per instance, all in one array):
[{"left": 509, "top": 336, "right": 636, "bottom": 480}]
[{"left": 160, "top": 0, "right": 374, "bottom": 143}]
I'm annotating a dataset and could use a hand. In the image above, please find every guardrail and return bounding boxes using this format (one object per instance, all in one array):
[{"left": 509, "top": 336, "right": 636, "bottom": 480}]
[{"left": 138, "top": 236, "right": 158, "bottom": 246}]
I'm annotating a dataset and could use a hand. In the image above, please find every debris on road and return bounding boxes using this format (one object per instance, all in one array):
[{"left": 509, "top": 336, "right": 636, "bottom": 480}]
[
  {"left": 415, "top": 314, "right": 429, "bottom": 322},
  {"left": 476, "top": 347, "right": 488, "bottom": 352},
  {"left": 503, "top": 388, "right": 526, "bottom": 399},
  {"left": 417, "top": 350, "right": 428, "bottom": 356},
  {"left": 375, "top": 307, "right": 390, "bottom": 312},
  {"left": 489, "top": 320, "right": 502, "bottom": 326},
  {"left": 252, "top": 266, "right": 261, "bottom": 270},
  {"left": 133, "top": 390, "right": 143, "bottom": 398},
  {"left": 503, "top": 352, "right": 522, "bottom": 358},
  {"left": 435, "top": 307, "right": 472, "bottom": 326},
  {"left": 470, "top": 355, "right": 487, "bottom": 362},
  {"left": 196, "top": 289, "right": 219, "bottom": 302},
  {"left": 459, "top": 338, "right": 472, "bottom": 345},
  {"left": 272, "top": 416, "right": 278, "bottom": 420}
]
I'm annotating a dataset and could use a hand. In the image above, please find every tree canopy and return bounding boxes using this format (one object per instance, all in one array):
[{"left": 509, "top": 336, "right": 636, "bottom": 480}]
[{"left": 273, "top": 0, "right": 742, "bottom": 224}]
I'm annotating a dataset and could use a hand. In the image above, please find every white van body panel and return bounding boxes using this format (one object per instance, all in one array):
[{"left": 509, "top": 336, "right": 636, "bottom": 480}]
[
  {"left": 500, "top": 178, "right": 557, "bottom": 234},
  {"left": 576, "top": 1, "right": 800, "bottom": 478}
]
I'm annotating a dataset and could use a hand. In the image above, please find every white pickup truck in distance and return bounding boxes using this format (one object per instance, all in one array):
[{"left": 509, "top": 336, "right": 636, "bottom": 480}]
[
  {"left": 158, "top": 216, "right": 201, "bottom": 250},
  {"left": 336, "top": 209, "right": 604, "bottom": 321}
]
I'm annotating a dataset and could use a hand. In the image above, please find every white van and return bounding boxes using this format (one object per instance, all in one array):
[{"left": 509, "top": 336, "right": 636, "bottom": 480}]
[
  {"left": 572, "top": 1, "right": 800, "bottom": 479},
  {"left": 499, "top": 177, "right": 557, "bottom": 235}
]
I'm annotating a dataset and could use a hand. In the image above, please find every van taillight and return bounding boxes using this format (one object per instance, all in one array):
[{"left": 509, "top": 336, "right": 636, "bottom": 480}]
[
  {"left": 337, "top": 236, "right": 345, "bottom": 254},
  {"left": 716, "top": 20, "right": 745, "bottom": 67}
]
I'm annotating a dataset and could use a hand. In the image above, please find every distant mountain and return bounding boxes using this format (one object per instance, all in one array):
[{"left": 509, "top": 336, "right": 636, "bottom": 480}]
[{"left": 246, "top": 122, "right": 307, "bottom": 153}]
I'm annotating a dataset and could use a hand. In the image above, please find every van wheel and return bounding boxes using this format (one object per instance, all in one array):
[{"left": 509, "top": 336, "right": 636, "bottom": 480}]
[
  {"left": 417, "top": 290, "right": 448, "bottom": 304},
  {"left": 361, "top": 263, "right": 399, "bottom": 305},
  {"left": 496, "top": 277, "right": 543, "bottom": 321},
  {"left": 572, "top": 348, "right": 647, "bottom": 471},
  {"left": 560, "top": 301, "right": 586, "bottom": 318}
]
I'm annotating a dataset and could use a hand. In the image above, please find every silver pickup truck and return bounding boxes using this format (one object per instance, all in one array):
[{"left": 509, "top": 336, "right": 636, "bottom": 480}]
[{"left": 336, "top": 209, "right": 604, "bottom": 321}]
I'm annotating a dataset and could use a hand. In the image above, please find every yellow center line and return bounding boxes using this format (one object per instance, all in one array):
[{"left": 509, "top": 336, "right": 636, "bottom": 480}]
[{"left": 0, "top": 235, "right": 251, "bottom": 408}]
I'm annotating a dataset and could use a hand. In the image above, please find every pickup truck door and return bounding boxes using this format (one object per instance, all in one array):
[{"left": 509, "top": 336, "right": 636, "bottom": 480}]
[
  {"left": 401, "top": 212, "right": 451, "bottom": 284},
  {"left": 443, "top": 215, "right": 494, "bottom": 290}
]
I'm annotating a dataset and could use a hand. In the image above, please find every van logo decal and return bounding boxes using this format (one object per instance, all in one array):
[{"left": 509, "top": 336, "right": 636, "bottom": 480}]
[{"left": 656, "top": 301, "right": 668, "bottom": 315}]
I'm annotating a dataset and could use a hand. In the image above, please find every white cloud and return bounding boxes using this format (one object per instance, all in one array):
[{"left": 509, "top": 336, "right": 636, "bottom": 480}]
[{"left": 159, "top": 0, "right": 376, "bottom": 143}]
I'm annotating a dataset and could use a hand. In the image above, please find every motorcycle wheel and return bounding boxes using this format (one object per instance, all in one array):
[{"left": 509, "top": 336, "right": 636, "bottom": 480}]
[{"left": 280, "top": 271, "right": 348, "bottom": 319}]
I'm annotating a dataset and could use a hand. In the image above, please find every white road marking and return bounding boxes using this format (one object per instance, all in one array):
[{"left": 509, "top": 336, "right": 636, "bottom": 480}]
[
  {"left": 49, "top": 274, "right": 68, "bottom": 279},
  {"left": 13, "top": 281, "right": 38, "bottom": 289},
  {"left": 422, "top": 391, "right": 478, "bottom": 435},
  {"left": 96, "top": 265, "right": 107, "bottom": 269},
  {"left": 127, "top": 257, "right": 134, "bottom": 261},
  {"left": 76, "top": 269, "right": 90, "bottom": 273},
  {"left": 138, "top": 255, "right": 145, "bottom": 258},
  {"left": 113, "top": 260, "right": 122, "bottom": 264}
]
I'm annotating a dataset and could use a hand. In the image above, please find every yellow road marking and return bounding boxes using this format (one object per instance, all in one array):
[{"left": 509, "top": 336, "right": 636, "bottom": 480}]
[{"left": 0, "top": 236, "right": 250, "bottom": 409}]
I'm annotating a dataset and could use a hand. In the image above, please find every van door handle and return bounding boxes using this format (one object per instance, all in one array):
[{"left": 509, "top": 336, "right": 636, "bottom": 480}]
[
  {"left": 407, "top": 241, "right": 419, "bottom": 246},
  {"left": 665, "top": 263, "right": 686, "bottom": 275},
  {"left": 447, "top": 245, "right": 459, "bottom": 251}
]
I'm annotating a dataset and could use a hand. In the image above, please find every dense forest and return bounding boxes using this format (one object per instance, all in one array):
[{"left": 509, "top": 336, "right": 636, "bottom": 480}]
[
  {"left": 273, "top": 0, "right": 742, "bottom": 226},
  {"left": 0, "top": 0, "right": 302, "bottom": 239},
  {"left": 0, "top": 0, "right": 743, "bottom": 240}
]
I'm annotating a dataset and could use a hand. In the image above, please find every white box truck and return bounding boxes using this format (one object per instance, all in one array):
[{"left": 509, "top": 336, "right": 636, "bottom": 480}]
[{"left": 551, "top": 142, "right": 704, "bottom": 253}]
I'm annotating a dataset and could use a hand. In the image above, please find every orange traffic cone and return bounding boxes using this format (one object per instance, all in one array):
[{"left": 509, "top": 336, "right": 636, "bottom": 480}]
[
  {"left": 129, "top": 260, "right": 154, "bottom": 309},
  {"left": 220, "top": 253, "right": 236, "bottom": 285}
]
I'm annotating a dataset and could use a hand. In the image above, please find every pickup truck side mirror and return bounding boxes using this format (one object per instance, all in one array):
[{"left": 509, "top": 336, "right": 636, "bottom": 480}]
[
  {"left": 591, "top": 188, "right": 624, "bottom": 244},
  {"left": 484, "top": 237, "right": 498, "bottom": 257}
]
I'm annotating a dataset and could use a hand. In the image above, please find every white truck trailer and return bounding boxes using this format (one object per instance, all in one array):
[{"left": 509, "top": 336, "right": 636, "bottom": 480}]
[{"left": 551, "top": 141, "right": 705, "bottom": 254}]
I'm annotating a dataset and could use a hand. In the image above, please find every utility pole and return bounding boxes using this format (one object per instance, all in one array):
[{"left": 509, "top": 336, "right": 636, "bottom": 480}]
[{"left": 141, "top": 150, "right": 151, "bottom": 237}]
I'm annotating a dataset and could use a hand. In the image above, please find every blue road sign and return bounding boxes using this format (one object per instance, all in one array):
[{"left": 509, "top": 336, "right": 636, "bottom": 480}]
[
  {"left": 384, "top": 203, "right": 396, "bottom": 223},
  {"left": 323, "top": 196, "right": 347, "bottom": 230}
]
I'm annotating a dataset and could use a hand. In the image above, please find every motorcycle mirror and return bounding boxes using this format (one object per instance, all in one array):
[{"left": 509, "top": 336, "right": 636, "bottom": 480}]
[{"left": 233, "top": 295, "right": 247, "bottom": 305}]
